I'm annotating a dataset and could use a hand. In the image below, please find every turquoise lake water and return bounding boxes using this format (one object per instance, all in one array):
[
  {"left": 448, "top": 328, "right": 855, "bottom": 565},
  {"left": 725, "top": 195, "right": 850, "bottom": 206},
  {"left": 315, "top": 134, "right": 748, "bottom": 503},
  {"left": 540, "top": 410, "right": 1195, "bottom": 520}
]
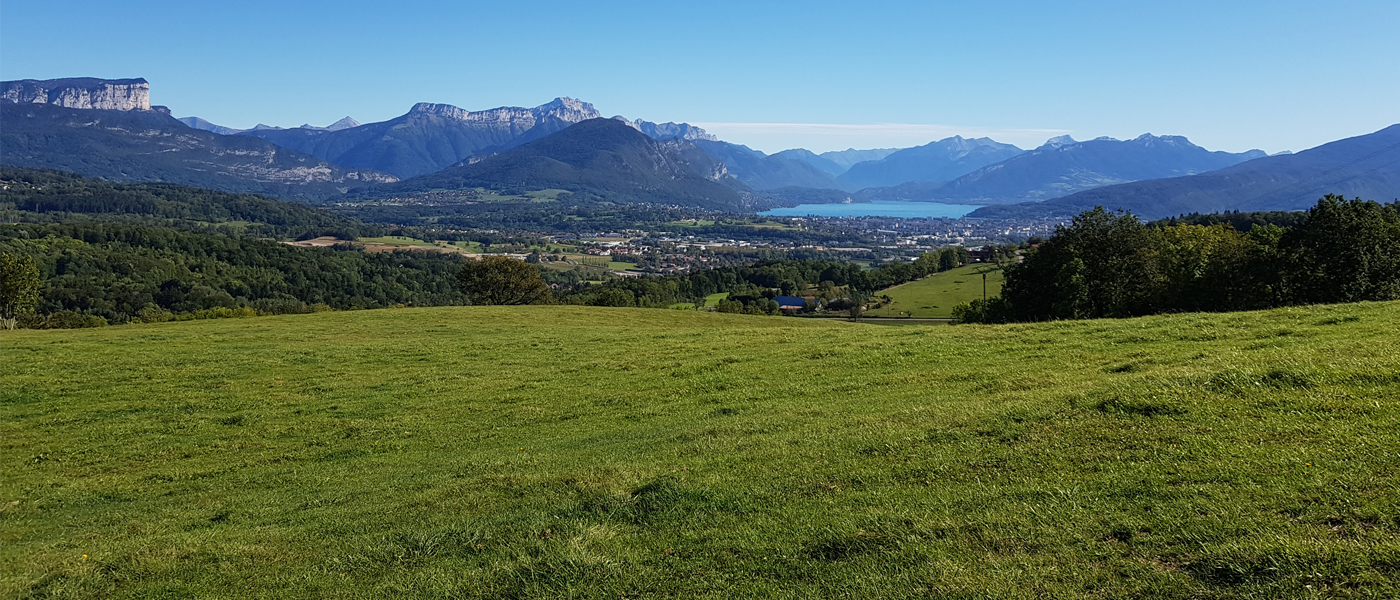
[{"left": 759, "top": 201, "right": 984, "bottom": 218}]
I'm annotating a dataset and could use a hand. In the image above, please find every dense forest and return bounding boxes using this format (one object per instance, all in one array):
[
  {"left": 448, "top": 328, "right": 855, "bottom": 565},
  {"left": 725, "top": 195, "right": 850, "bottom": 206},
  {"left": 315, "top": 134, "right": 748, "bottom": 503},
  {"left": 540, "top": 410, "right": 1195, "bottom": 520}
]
[
  {"left": 0, "top": 169, "right": 470, "bottom": 327},
  {"left": 959, "top": 195, "right": 1400, "bottom": 322},
  {"left": 0, "top": 223, "right": 466, "bottom": 326}
]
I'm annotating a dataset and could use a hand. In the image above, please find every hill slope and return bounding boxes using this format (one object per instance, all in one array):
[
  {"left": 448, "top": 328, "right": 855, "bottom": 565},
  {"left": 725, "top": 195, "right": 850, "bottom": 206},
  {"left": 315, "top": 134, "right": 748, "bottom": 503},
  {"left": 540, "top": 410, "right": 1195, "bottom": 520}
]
[
  {"left": 876, "top": 134, "right": 1265, "bottom": 204},
  {"left": 836, "top": 136, "right": 1024, "bottom": 191},
  {"left": 362, "top": 118, "right": 750, "bottom": 210},
  {"left": 3, "top": 303, "right": 1397, "bottom": 597},
  {"left": 0, "top": 103, "right": 396, "bottom": 201},
  {"left": 972, "top": 124, "right": 1400, "bottom": 219}
]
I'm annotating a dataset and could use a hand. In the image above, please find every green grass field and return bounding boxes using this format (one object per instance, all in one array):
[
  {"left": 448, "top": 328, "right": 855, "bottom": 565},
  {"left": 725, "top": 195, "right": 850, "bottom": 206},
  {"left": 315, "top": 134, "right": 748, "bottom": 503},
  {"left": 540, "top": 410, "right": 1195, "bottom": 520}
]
[
  {"left": 357, "top": 235, "right": 438, "bottom": 248},
  {"left": 3, "top": 303, "right": 1398, "bottom": 598},
  {"left": 704, "top": 292, "right": 730, "bottom": 307},
  {"left": 866, "top": 264, "right": 1006, "bottom": 318}
]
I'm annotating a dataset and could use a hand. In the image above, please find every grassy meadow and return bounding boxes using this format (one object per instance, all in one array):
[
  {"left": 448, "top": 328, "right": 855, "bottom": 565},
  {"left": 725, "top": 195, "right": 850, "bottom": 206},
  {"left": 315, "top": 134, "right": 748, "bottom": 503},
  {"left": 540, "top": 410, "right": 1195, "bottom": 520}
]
[
  {"left": 866, "top": 264, "right": 1005, "bottom": 318},
  {"left": 3, "top": 302, "right": 1398, "bottom": 598}
]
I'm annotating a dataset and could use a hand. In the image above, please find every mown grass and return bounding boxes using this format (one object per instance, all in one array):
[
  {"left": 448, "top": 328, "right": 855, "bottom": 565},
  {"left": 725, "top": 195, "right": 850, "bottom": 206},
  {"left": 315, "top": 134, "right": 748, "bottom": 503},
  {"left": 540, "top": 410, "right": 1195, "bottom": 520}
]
[
  {"left": 2, "top": 302, "right": 1398, "bottom": 598},
  {"left": 866, "top": 264, "right": 1005, "bottom": 318}
]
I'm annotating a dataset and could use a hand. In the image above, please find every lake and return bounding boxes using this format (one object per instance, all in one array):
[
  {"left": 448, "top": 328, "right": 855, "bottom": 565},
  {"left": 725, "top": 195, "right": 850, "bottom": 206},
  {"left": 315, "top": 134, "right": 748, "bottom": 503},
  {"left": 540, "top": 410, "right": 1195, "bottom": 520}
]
[{"left": 759, "top": 201, "right": 984, "bottom": 219}]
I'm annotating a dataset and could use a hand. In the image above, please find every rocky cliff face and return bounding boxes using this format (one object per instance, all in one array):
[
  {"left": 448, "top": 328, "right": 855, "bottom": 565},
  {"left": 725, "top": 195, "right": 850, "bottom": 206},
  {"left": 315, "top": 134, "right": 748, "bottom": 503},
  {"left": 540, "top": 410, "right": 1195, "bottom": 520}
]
[
  {"left": 407, "top": 96, "right": 600, "bottom": 127},
  {"left": 621, "top": 118, "right": 719, "bottom": 142},
  {"left": 2, "top": 77, "right": 151, "bottom": 111}
]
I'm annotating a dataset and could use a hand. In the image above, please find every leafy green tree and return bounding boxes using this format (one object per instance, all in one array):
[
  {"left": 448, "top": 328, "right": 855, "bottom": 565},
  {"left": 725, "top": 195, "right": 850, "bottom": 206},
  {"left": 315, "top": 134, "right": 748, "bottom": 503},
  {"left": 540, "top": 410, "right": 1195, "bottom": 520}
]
[
  {"left": 937, "top": 248, "right": 960, "bottom": 272},
  {"left": 1001, "top": 207, "right": 1162, "bottom": 320},
  {"left": 457, "top": 256, "right": 553, "bottom": 306},
  {"left": 592, "top": 288, "right": 636, "bottom": 307},
  {"left": 0, "top": 253, "right": 42, "bottom": 329},
  {"left": 1154, "top": 223, "right": 1276, "bottom": 311},
  {"left": 1282, "top": 195, "right": 1400, "bottom": 304},
  {"left": 847, "top": 292, "right": 865, "bottom": 322},
  {"left": 913, "top": 253, "right": 939, "bottom": 276}
]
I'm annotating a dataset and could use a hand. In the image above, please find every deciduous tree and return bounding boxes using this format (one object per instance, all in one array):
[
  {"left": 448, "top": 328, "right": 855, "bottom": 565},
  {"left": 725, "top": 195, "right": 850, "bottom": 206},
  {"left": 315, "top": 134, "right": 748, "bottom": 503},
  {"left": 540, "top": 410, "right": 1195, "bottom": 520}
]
[
  {"left": 0, "top": 253, "right": 42, "bottom": 329},
  {"left": 457, "top": 256, "right": 553, "bottom": 306}
]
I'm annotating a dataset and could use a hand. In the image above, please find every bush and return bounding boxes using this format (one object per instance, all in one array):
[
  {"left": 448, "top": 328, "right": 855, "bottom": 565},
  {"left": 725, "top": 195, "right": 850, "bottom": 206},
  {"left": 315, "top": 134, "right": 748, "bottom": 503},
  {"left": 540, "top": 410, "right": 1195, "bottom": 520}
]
[{"left": 26, "top": 310, "right": 108, "bottom": 329}]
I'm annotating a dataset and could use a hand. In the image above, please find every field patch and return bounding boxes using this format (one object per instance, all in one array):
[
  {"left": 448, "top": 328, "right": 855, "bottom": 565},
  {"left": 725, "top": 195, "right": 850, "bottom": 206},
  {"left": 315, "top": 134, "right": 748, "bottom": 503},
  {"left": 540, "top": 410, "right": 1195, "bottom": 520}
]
[{"left": 865, "top": 263, "right": 1005, "bottom": 318}]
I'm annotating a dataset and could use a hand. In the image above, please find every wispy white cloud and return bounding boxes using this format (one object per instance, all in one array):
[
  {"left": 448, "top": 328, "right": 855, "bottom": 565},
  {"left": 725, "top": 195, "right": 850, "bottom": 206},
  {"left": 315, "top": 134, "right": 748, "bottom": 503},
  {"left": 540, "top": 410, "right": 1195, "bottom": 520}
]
[{"left": 689, "top": 122, "right": 1073, "bottom": 153}]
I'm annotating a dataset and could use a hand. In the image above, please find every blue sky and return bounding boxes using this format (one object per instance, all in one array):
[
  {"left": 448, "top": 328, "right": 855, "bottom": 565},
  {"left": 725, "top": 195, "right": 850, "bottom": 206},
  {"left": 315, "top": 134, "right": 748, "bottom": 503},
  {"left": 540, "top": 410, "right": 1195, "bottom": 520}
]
[{"left": 3, "top": 0, "right": 1396, "bottom": 154}]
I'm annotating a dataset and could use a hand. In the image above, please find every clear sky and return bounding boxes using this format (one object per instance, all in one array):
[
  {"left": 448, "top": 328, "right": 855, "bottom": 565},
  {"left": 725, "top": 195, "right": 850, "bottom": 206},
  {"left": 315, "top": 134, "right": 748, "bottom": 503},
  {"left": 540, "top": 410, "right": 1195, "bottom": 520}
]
[{"left": 3, "top": 1, "right": 1396, "bottom": 154}]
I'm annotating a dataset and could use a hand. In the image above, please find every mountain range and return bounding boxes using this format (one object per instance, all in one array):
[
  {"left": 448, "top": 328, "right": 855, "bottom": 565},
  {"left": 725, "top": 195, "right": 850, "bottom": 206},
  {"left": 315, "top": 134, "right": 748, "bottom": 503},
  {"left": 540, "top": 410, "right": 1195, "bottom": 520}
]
[
  {"left": 361, "top": 118, "right": 748, "bottom": 210},
  {"left": 178, "top": 115, "right": 361, "bottom": 136},
  {"left": 861, "top": 134, "right": 1266, "bottom": 204},
  {"left": 836, "top": 136, "right": 1026, "bottom": 191},
  {"left": 968, "top": 125, "right": 1400, "bottom": 219},
  {"left": 0, "top": 102, "right": 396, "bottom": 201},
  {"left": 235, "top": 98, "right": 602, "bottom": 179},
  {"left": 4, "top": 76, "right": 1394, "bottom": 217}
]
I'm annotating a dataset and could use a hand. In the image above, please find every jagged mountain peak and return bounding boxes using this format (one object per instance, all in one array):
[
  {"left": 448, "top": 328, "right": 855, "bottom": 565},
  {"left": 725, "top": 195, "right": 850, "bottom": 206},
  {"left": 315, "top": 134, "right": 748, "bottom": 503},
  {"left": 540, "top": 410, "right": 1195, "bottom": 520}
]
[
  {"left": 1041, "top": 135, "right": 1077, "bottom": 148},
  {"left": 325, "top": 116, "right": 359, "bottom": 131}
]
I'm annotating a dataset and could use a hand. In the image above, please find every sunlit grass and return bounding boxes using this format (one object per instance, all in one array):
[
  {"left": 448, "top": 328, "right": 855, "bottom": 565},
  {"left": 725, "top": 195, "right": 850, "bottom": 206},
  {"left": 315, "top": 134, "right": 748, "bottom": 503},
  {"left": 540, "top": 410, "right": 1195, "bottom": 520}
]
[
  {"left": 866, "top": 264, "right": 1005, "bottom": 318},
  {"left": 2, "top": 302, "right": 1397, "bottom": 598}
]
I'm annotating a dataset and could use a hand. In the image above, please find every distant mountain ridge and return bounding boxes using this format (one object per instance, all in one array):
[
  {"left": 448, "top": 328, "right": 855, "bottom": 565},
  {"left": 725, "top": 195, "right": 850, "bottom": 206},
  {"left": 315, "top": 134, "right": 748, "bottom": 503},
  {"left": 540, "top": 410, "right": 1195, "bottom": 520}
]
[
  {"left": 618, "top": 118, "right": 718, "bottom": 141},
  {"left": 968, "top": 124, "right": 1400, "bottom": 220},
  {"left": 238, "top": 97, "right": 603, "bottom": 179},
  {"left": 692, "top": 141, "right": 842, "bottom": 190},
  {"left": 1, "top": 102, "right": 396, "bottom": 201},
  {"left": 836, "top": 136, "right": 1025, "bottom": 191},
  {"left": 820, "top": 148, "right": 900, "bottom": 170},
  {"left": 178, "top": 115, "right": 361, "bottom": 135},
  {"left": 774, "top": 149, "right": 846, "bottom": 176},
  {"left": 360, "top": 118, "right": 750, "bottom": 210},
  {"left": 868, "top": 134, "right": 1266, "bottom": 204}
]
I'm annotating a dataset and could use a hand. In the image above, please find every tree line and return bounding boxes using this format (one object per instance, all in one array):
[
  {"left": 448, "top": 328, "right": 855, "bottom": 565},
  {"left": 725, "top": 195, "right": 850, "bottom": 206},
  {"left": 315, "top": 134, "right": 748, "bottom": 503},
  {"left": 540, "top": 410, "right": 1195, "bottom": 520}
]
[
  {"left": 957, "top": 196, "right": 1400, "bottom": 322},
  {"left": 453, "top": 246, "right": 984, "bottom": 312}
]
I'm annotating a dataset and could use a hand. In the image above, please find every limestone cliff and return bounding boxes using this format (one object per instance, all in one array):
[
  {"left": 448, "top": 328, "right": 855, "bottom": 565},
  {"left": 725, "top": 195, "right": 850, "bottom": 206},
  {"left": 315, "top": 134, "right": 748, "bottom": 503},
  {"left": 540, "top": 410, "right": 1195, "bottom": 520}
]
[
  {"left": 2, "top": 77, "right": 151, "bottom": 111},
  {"left": 407, "top": 96, "right": 600, "bottom": 128}
]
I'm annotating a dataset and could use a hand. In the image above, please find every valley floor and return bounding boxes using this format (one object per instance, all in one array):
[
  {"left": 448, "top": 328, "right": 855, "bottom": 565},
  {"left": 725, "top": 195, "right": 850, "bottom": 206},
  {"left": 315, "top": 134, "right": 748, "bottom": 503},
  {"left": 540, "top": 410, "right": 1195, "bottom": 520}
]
[{"left": 2, "top": 304, "right": 1398, "bottom": 598}]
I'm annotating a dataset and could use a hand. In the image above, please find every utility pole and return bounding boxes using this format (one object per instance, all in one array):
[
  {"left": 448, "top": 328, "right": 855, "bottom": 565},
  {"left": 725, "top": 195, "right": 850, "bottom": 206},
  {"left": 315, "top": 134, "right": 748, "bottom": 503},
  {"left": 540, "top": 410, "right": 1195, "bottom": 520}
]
[{"left": 982, "top": 271, "right": 987, "bottom": 302}]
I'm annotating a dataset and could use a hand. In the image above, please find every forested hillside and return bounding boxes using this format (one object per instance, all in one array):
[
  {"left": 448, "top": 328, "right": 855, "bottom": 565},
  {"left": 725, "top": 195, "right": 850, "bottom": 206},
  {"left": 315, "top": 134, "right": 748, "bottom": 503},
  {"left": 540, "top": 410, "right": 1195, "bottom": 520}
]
[
  {"left": 0, "top": 168, "right": 465, "bottom": 326},
  {"left": 0, "top": 223, "right": 466, "bottom": 326},
  {"left": 1, "top": 167, "right": 374, "bottom": 240}
]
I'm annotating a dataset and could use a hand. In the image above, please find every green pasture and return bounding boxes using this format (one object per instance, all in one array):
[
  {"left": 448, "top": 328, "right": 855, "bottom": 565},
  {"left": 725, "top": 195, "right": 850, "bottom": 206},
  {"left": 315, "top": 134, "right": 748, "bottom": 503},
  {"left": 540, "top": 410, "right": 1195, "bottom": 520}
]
[
  {"left": 470, "top": 188, "right": 569, "bottom": 203},
  {"left": 2, "top": 302, "right": 1398, "bottom": 598},
  {"left": 357, "top": 235, "right": 437, "bottom": 247},
  {"left": 704, "top": 292, "right": 730, "bottom": 307},
  {"left": 866, "top": 264, "right": 1005, "bottom": 318}
]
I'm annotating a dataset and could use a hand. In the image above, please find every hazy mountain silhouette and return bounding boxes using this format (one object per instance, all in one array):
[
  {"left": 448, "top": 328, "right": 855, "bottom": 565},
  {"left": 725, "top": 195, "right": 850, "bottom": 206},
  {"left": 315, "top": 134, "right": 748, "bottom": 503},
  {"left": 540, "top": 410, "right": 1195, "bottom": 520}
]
[{"left": 969, "top": 125, "right": 1400, "bottom": 219}]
